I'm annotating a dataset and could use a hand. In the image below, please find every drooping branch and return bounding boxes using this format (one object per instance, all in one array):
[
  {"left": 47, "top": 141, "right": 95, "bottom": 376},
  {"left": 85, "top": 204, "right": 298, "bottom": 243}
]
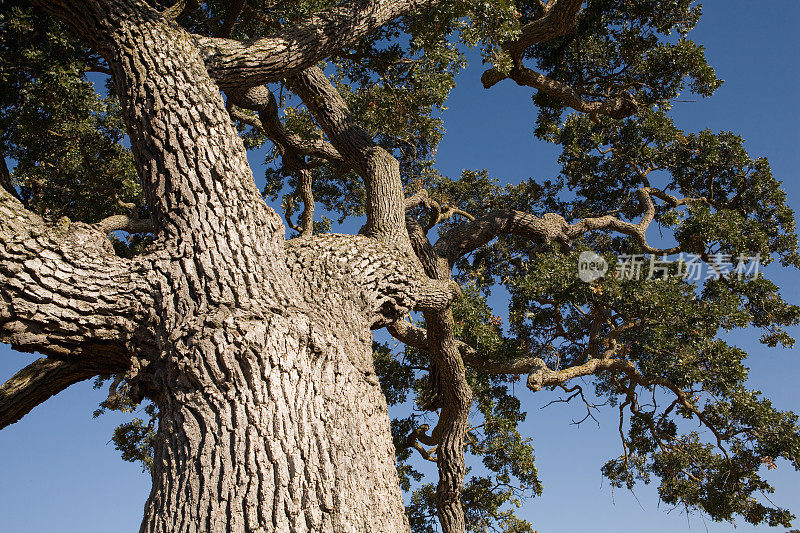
[
  {"left": 0, "top": 356, "right": 124, "bottom": 430},
  {"left": 197, "top": 0, "right": 443, "bottom": 90}
]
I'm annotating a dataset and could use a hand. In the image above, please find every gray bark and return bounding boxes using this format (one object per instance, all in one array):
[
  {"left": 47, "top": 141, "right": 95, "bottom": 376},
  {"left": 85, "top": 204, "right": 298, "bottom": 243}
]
[{"left": 0, "top": 0, "right": 465, "bottom": 530}]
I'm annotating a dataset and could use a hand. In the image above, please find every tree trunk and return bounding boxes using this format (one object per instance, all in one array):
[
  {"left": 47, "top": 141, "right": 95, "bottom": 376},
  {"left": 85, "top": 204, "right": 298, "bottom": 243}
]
[
  {"left": 17, "top": 2, "right": 454, "bottom": 531},
  {"left": 140, "top": 308, "right": 409, "bottom": 532}
]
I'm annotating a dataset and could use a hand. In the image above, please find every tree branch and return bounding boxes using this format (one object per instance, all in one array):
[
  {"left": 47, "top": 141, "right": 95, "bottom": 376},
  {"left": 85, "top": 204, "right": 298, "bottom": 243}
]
[
  {"left": 0, "top": 157, "right": 23, "bottom": 203},
  {"left": 434, "top": 187, "right": 701, "bottom": 266},
  {"left": 482, "top": 65, "right": 638, "bottom": 120},
  {"left": 434, "top": 211, "right": 571, "bottom": 268},
  {"left": 226, "top": 83, "right": 345, "bottom": 166},
  {"left": 197, "top": 0, "right": 442, "bottom": 90},
  {"left": 507, "top": 0, "right": 583, "bottom": 59},
  {"left": 290, "top": 66, "right": 407, "bottom": 244},
  {"left": 95, "top": 214, "right": 154, "bottom": 234},
  {"left": 0, "top": 356, "right": 124, "bottom": 430},
  {"left": 0, "top": 188, "right": 153, "bottom": 362},
  {"left": 479, "top": 0, "right": 640, "bottom": 121},
  {"left": 218, "top": 0, "right": 246, "bottom": 38}
]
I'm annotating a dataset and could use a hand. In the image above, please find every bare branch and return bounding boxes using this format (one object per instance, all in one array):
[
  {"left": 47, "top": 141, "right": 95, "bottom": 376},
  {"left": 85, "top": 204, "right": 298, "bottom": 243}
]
[
  {"left": 406, "top": 425, "right": 439, "bottom": 462},
  {"left": 162, "top": 0, "right": 200, "bottom": 21},
  {"left": 478, "top": 0, "right": 641, "bottom": 121},
  {"left": 284, "top": 157, "right": 315, "bottom": 238},
  {"left": 405, "top": 189, "right": 475, "bottom": 233},
  {"left": 566, "top": 187, "right": 707, "bottom": 253},
  {"left": 227, "top": 84, "right": 344, "bottom": 239}
]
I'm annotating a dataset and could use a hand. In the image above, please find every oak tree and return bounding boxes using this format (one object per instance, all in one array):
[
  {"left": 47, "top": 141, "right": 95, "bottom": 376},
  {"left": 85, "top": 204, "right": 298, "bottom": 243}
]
[{"left": 1, "top": 0, "right": 798, "bottom": 532}]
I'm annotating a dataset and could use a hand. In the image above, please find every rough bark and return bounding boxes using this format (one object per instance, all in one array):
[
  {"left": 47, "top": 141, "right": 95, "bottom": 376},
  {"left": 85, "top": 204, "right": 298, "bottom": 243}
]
[
  {"left": 196, "top": 0, "right": 442, "bottom": 90},
  {"left": 0, "top": 357, "right": 107, "bottom": 429},
  {"left": 7, "top": 1, "right": 460, "bottom": 530},
  {"left": 1, "top": 0, "right": 662, "bottom": 530},
  {"left": 401, "top": 216, "right": 472, "bottom": 533},
  {"left": 0, "top": 186, "right": 152, "bottom": 366}
]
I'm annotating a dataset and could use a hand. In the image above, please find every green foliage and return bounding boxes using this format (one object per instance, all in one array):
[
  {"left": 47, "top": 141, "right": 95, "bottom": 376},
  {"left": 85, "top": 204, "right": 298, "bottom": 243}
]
[
  {"left": 0, "top": 2, "right": 143, "bottom": 223},
  {"left": 529, "top": 0, "right": 721, "bottom": 134},
  {"left": 92, "top": 376, "right": 157, "bottom": 473}
]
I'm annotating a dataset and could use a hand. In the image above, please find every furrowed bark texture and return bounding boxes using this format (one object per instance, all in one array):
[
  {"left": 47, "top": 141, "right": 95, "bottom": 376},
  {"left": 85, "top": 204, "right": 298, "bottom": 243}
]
[
  {"left": 108, "top": 15, "right": 408, "bottom": 532},
  {"left": 196, "top": 0, "right": 441, "bottom": 90},
  {"left": 13, "top": 1, "right": 444, "bottom": 530},
  {"left": 422, "top": 310, "right": 471, "bottom": 533},
  {"left": 404, "top": 218, "right": 472, "bottom": 533}
]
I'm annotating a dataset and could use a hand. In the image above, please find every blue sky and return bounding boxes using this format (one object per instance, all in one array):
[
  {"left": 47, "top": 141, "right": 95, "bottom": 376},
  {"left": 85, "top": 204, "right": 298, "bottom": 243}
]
[{"left": 1, "top": 1, "right": 799, "bottom": 531}]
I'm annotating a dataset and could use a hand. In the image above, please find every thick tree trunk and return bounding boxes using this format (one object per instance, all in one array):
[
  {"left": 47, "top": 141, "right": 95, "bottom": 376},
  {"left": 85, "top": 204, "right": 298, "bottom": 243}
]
[
  {"left": 18, "top": 3, "right": 454, "bottom": 531},
  {"left": 141, "top": 308, "right": 409, "bottom": 532}
]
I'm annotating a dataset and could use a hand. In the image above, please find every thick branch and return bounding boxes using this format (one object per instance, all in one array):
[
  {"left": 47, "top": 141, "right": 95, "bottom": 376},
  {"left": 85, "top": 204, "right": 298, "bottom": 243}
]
[
  {"left": 0, "top": 357, "right": 123, "bottom": 430},
  {"left": 290, "top": 67, "right": 407, "bottom": 244},
  {"left": 434, "top": 211, "right": 571, "bottom": 268},
  {"left": 286, "top": 234, "right": 458, "bottom": 327},
  {"left": 507, "top": 0, "right": 583, "bottom": 59},
  {"left": 0, "top": 188, "right": 153, "bottom": 362},
  {"left": 95, "top": 214, "right": 154, "bottom": 234},
  {"left": 197, "top": 0, "right": 441, "bottom": 90}
]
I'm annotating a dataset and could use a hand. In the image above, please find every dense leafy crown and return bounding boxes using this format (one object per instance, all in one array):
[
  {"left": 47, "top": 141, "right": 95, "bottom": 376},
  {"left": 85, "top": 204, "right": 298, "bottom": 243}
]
[{"left": 2, "top": 0, "right": 798, "bottom": 530}]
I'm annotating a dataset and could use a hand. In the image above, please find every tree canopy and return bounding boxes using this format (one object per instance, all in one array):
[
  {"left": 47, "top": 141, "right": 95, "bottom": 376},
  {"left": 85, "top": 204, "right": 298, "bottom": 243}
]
[{"left": 1, "top": 0, "right": 798, "bottom": 531}]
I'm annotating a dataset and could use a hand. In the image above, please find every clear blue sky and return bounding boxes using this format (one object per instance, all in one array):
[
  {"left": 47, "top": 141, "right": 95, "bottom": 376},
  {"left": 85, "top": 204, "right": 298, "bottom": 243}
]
[{"left": 1, "top": 1, "right": 799, "bottom": 531}]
